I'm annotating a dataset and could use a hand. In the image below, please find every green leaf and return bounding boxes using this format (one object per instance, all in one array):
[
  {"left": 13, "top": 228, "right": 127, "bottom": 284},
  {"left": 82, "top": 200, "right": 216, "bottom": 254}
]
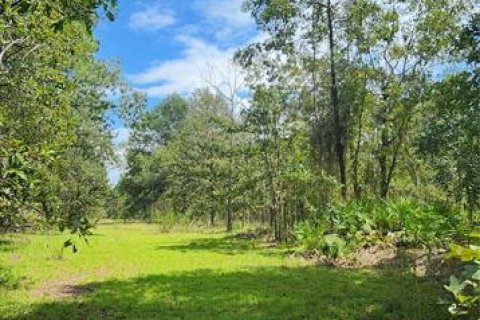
[
  {"left": 444, "top": 275, "right": 467, "bottom": 295},
  {"left": 472, "top": 270, "right": 480, "bottom": 281},
  {"left": 63, "top": 239, "right": 73, "bottom": 248}
]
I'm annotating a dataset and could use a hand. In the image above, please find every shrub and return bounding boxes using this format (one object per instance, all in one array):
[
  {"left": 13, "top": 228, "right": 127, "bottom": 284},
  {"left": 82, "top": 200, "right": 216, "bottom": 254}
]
[
  {"left": 327, "top": 199, "right": 375, "bottom": 236},
  {"left": 153, "top": 211, "right": 179, "bottom": 232},
  {"left": 298, "top": 198, "right": 469, "bottom": 254},
  {"left": 348, "top": 199, "right": 466, "bottom": 248},
  {"left": 321, "top": 234, "right": 347, "bottom": 259},
  {"left": 293, "top": 221, "right": 328, "bottom": 252},
  {"left": 293, "top": 222, "right": 347, "bottom": 259}
]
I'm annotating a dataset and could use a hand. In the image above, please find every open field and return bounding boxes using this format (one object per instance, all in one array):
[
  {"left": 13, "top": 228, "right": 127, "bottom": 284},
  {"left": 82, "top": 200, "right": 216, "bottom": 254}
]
[{"left": 1, "top": 224, "right": 448, "bottom": 320}]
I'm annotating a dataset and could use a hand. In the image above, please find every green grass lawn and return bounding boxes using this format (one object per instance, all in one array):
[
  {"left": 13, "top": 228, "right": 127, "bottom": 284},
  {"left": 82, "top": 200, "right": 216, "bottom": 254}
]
[{"left": 0, "top": 223, "right": 448, "bottom": 320}]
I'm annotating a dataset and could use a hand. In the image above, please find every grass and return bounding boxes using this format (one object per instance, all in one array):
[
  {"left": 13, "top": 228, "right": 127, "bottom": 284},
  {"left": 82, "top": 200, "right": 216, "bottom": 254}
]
[{"left": 0, "top": 223, "right": 449, "bottom": 320}]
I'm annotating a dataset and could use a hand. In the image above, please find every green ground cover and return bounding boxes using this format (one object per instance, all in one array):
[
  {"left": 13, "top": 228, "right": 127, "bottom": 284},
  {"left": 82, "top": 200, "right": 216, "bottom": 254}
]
[{"left": 0, "top": 224, "right": 447, "bottom": 320}]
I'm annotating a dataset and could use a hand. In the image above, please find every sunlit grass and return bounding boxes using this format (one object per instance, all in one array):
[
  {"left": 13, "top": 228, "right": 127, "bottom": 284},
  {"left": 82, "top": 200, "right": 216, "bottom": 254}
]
[{"left": 1, "top": 223, "right": 448, "bottom": 319}]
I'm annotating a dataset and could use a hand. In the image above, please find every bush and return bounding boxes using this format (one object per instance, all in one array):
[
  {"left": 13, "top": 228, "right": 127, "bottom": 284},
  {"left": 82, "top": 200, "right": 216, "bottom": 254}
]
[
  {"left": 152, "top": 211, "right": 178, "bottom": 232},
  {"left": 293, "top": 221, "right": 327, "bottom": 252},
  {"left": 321, "top": 234, "right": 347, "bottom": 259},
  {"left": 295, "top": 199, "right": 469, "bottom": 257},
  {"left": 293, "top": 222, "right": 347, "bottom": 259},
  {"left": 328, "top": 198, "right": 468, "bottom": 249}
]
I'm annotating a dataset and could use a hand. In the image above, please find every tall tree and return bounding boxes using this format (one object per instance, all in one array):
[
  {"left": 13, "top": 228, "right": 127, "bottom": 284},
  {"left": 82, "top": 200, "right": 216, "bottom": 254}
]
[
  {"left": 418, "top": 13, "right": 480, "bottom": 220},
  {"left": 0, "top": 0, "right": 129, "bottom": 236},
  {"left": 119, "top": 94, "right": 188, "bottom": 219}
]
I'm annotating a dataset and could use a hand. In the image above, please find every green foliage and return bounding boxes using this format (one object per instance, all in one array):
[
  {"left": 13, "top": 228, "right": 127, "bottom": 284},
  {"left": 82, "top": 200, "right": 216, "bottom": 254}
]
[
  {"left": 293, "top": 221, "right": 347, "bottom": 259},
  {"left": 161, "top": 89, "right": 233, "bottom": 224},
  {"left": 115, "top": 1, "right": 479, "bottom": 246},
  {"left": 0, "top": 266, "right": 19, "bottom": 290},
  {"left": 118, "top": 94, "right": 189, "bottom": 220},
  {"left": 0, "top": 146, "right": 38, "bottom": 231},
  {"left": 418, "top": 72, "right": 480, "bottom": 217},
  {"left": 444, "top": 237, "right": 480, "bottom": 318},
  {"left": 239, "top": 0, "right": 476, "bottom": 201},
  {"left": 293, "top": 221, "right": 328, "bottom": 251},
  {"left": 0, "top": 0, "right": 137, "bottom": 236},
  {"left": 130, "top": 94, "right": 189, "bottom": 150},
  {"left": 104, "top": 0, "right": 480, "bottom": 252},
  {"left": 456, "top": 13, "right": 480, "bottom": 65},
  {"left": 153, "top": 211, "right": 179, "bottom": 232},
  {"left": 294, "top": 199, "right": 468, "bottom": 256},
  {"left": 321, "top": 234, "right": 347, "bottom": 259}
]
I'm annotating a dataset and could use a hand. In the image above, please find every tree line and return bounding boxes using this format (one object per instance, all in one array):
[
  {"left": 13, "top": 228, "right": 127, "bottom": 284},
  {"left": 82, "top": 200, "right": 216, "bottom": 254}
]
[
  {"left": 116, "top": 1, "right": 479, "bottom": 241},
  {"left": 0, "top": 0, "right": 478, "bottom": 243}
]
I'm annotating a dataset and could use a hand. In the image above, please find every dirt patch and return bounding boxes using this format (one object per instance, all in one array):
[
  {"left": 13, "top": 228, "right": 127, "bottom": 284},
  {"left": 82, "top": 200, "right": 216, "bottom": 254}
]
[
  {"left": 342, "top": 244, "right": 399, "bottom": 268},
  {"left": 31, "top": 268, "right": 109, "bottom": 299},
  {"left": 10, "top": 253, "right": 22, "bottom": 263},
  {"left": 292, "top": 244, "right": 450, "bottom": 278},
  {"left": 52, "top": 283, "right": 98, "bottom": 298},
  {"left": 31, "top": 275, "right": 85, "bottom": 299}
]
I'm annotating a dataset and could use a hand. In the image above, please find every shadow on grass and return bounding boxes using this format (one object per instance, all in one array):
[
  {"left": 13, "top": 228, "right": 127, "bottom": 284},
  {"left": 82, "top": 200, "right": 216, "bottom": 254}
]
[
  {"left": 156, "top": 235, "right": 268, "bottom": 256},
  {"left": 0, "top": 239, "right": 16, "bottom": 253},
  {"left": 0, "top": 235, "right": 34, "bottom": 253},
  {"left": 4, "top": 266, "right": 448, "bottom": 320}
]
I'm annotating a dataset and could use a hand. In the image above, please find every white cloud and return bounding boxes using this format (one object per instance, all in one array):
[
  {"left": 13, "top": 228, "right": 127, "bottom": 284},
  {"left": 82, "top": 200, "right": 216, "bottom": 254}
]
[
  {"left": 126, "top": 1, "right": 262, "bottom": 98},
  {"left": 129, "top": 7, "right": 176, "bottom": 31},
  {"left": 130, "top": 35, "right": 237, "bottom": 97},
  {"left": 194, "top": 0, "right": 255, "bottom": 40},
  {"left": 199, "top": 0, "right": 252, "bottom": 28}
]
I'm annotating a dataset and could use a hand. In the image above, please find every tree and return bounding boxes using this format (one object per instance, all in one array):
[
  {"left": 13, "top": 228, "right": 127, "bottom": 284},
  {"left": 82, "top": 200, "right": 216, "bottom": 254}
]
[
  {"left": 240, "top": 0, "right": 349, "bottom": 198},
  {"left": 203, "top": 62, "right": 246, "bottom": 231},
  {"left": 0, "top": 0, "right": 129, "bottom": 236},
  {"left": 130, "top": 94, "right": 189, "bottom": 151},
  {"left": 119, "top": 94, "right": 189, "bottom": 219},
  {"left": 418, "top": 13, "right": 480, "bottom": 220},
  {"left": 240, "top": 0, "right": 475, "bottom": 199},
  {"left": 345, "top": 0, "right": 472, "bottom": 198},
  {"left": 161, "top": 89, "right": 231, "bottom": 225}
]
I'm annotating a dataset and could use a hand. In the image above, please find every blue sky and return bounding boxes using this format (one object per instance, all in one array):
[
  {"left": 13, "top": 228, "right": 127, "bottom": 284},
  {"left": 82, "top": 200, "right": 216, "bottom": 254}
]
[
  {"left": 95, "top": 0, "right": 257, "bottom": 101},
  {"left": 95, "top": 0, "right": 259, "bottom": 184}
]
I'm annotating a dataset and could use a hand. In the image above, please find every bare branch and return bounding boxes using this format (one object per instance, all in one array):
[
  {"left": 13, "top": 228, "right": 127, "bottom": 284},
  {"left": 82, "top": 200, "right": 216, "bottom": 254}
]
[{"left": 0, "top": 38, "right": 25, "bottom": 67}]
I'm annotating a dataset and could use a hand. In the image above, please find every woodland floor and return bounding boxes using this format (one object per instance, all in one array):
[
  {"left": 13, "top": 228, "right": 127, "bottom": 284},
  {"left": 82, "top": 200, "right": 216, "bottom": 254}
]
[{"left": 0, "top": 223, "right": 449, "bottom": 320}]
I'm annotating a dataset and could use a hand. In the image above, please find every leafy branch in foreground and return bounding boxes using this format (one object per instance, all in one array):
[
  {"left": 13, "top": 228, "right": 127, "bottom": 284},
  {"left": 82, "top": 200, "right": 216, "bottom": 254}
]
[{"left": 444, "top": 237, "right": 480, "bottom": 318}]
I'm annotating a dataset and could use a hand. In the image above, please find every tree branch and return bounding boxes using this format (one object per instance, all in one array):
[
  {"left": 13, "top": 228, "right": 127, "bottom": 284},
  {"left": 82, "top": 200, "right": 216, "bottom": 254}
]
[{"left": 0, "top": 38, "right": 25, "bottom": 67}]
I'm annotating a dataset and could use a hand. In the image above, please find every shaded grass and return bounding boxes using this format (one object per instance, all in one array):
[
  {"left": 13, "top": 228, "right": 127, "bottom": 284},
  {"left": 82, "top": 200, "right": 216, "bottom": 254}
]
[
  {"left": 6, "top": 268, "right": 447, "bottom": 320},
  {"left": 0, "top": 238, "right": 25, "bottom": 253},
  {"left": 0, "top": 224, "right": 448, "bottom": 320},
  {"left": 156, "top": 234, "right": 260, "bottom": 255}
]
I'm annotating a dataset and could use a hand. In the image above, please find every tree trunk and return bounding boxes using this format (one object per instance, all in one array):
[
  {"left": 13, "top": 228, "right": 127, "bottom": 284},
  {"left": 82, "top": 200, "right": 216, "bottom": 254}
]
[
  {"left": 352, "top": 124, "right": 363, "bottom": 200},
  {"left": 379, "top": 152, "right": 389, "bottom": 199},
  {"left": 226, "top": 197, "right": 233, "bottom": 232},
  {"left": 326, "top": 0, "right": 347, "bottom": 199},
  {"left": 352, "top": 85, "right": 367, "bottom": 200},
  {"left": 210, "top": 211, "right": 215, "bottom": 226}
]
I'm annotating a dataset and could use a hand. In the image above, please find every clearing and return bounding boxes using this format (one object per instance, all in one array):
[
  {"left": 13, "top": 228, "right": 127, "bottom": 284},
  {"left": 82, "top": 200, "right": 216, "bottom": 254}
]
[{"left": 0, "top": 224, "right": 448, "bottom": 320}]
